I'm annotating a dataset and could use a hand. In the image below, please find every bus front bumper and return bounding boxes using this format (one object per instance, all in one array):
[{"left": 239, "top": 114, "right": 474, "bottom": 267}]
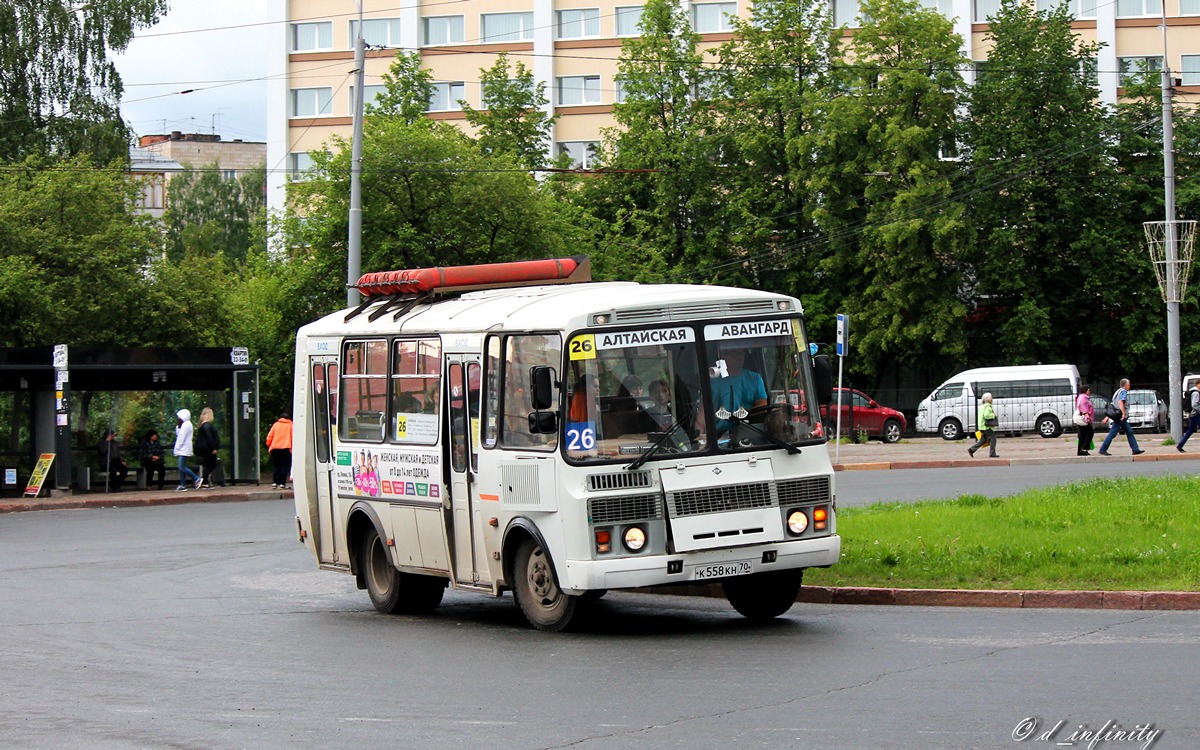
[{"left": 557, "top": 535, "right": 840, "bottom": 593}]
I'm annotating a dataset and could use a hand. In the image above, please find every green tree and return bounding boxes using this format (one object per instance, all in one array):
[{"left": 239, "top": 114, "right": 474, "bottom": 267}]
[
  {"left": 576, "top": 0, "right": 736, "bottom": 285},
  {"left": 962, "top": 0, "right": 1122, "bottom": 371},
  {"left": 0, "top": 156, "right": 160, "bottom": 346},
  {"left": 461, "top": 53, "right": 556, "bottom": 171},
  {"left": 370, "top": 51, "right": 435, "bottom": 124},
  {"left": 712, "top": 0, "right": 840, "bottom": 317},
  {"left": 286, "top": 117, "right": 591, "bottom": 306},
  {"left": 162, "top": 163, "right": 267, "bottom": 265},
  {"left": 0, "top": 1, "right": 167, "bottom": 162},
  {"left": 810, "top": 0, "right": 970, "bottom": 376}
]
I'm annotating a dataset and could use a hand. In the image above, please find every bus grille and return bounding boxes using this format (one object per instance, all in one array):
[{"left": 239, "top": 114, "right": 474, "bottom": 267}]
[
  {"left": 668, "top": 482, "right": 774, "bottom": 517},
  {"left": 776, "top": 476, "right": 832, "bottom": 506},
  {"left": 589, "top": 493, "right": 663, "bottom": 524},
  {"left": 587, "top": 471, "right": 652, "bottom": 492},
  {"left": 612, "top": 299, "right": 784, "bottom": 325}
]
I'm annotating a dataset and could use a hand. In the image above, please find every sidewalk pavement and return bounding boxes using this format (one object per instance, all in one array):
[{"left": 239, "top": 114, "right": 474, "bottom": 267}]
[
  {"left": 4, "top": 437, "right": 1196, "bottom": 612},
  {"left": 830, "top": 430, "right": 1198, "bottom": 471}
]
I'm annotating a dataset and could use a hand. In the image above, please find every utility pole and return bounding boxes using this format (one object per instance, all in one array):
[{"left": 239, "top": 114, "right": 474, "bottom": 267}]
[
  {"left": 1161, "top": 10, "right": 1182, "bottom": 442},
  {"left": 347, "top": 1, "right": 366, "bottom": 307}
]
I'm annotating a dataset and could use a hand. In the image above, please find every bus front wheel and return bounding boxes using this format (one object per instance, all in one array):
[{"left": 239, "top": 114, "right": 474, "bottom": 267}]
[
  {"left": 723, "top": 569, "right": 803, "bottom": 621},
  {"left": 512, "top": 538, "right": 577, "bottom": 632},
  {"left": 362, "top": 526, "right": 446, "bottom": 615}
]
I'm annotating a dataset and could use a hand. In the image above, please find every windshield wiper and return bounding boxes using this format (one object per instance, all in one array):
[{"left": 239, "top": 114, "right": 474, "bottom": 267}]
[
  {"left": 625, "top": 416, "right": 690, "bottom": 471},
  {"left": 728, "top": 415, "right": 801, "bottom": 455}
]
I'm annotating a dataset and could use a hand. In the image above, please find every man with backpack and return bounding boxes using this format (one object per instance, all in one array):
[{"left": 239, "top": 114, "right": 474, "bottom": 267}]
[{"left": 1178, "top": 384, "right": 1200, "bottom": 452}]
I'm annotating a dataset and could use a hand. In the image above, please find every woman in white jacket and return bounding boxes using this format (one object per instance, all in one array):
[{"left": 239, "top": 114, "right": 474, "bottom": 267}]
[{"left": 173, "top": 408, "right": 204, "bottom": 491}]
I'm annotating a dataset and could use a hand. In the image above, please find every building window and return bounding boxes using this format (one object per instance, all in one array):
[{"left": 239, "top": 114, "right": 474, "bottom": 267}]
[
  {"left": 291, "top": 87, "right": 333, "bottom": 117},
  {"left": 557, "top": 141, "right": 600, "bottom": 168},
  {"left": 1116, "top": 0, "right": 1161, "bottom": 15},
  {"left": 350, "top": 18, "right": 401, "bottom": 47},
  {"left": 615, "top": 5, "right": 644, "bottom": 35},
  {"left": 1183, "top": 0, "right": 1200, "bottom": 14},
  {"left": 691, "top": 2, "right": 737, "bottom": 32},
  {"left": 833, "top": 0, "right": 859, "bottom": 25},
  {"left": 423, "top": 15, "right": 464, "bottom": 45},
  {"left": 350, "top": 85, "right": 388, "bottom": 110},
  {"left": 918, "top": 0, "right": 954, "bottom": 16},
  {"left": 557, "top": 75, "right": 601, "bottom": 105},
  {"left": 1119, "top": 56, "right": 1163, "bottom": 85},
  {"left": 137, "top": 175, "right": 164, "bottom": 210},
  {"left": 974, "top": 0, "right": 1001, "bottom": 21},
  {"left": 1036, "top": 0, "right": 1097, "bottom": 17},
  {"left": 557, "top": 8, "right": 600, "bottom": 38},
  {"left": 614, "top": 76, "right": 628, "bottom": 102},
  {"left": 290, "top": 152, "right": 316, "bottom": 178},
  {"left": 482, "top": 12, "right": 535, "bottom": 42},
  {"left": 1183, "top": 55, "right": 1200, "bottom": 85},
  {"left": 222, "top": 169, "right": 238, "bottom": 181},
  {"left": 429, "top": 82, "right": 466, "bottom": 112},
  {"left": 292, "top": 21, "right": 332, "bottom": 51}
]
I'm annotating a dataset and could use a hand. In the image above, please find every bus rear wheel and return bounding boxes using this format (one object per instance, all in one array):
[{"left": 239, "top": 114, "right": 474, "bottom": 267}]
[
  {"left": 723, "top": 569, "right": 804, "bottom": 621},
  {"left": 362, "top": 526, "right": 446, "bottom": 615},
  {"left": 512, "top": 538, "right": 577, "bottom": 632}
]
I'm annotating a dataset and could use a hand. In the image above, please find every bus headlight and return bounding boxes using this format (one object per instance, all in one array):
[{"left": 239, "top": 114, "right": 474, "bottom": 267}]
[
  {"left": 622, "top": 526, "right": 647, "bottom": 552},
  {"left": 787, "top": 510, "right": 809, "bottom": 535}
]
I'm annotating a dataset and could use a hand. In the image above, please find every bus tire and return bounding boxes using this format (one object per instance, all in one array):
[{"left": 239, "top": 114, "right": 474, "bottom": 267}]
[
  {"left": 512, "top": 537, "right": 577, "bottom": 632},
  {"left": 362, "top": 526, "right": 446, "bottom": 615},
  {"left": 939, "top": 418, "right": 963, "bottom": 441},
  {"left": 1036, "top": 414, "right": 1061, "bottom": 438},
  {"left": 723, "top": 569, "right": 803, "bottom": 621}
]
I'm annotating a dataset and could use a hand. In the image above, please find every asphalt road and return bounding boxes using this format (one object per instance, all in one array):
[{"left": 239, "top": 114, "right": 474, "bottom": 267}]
[
  {"left": 2, "top": 499, "right": 1197, "bottom": 749},
  {"left": 836, "top": 457, "right": 1199, "bottom": 507}
]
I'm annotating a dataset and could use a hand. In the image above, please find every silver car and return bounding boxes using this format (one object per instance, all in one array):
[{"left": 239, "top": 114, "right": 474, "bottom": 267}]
[{"left": 1124, "top": 389, "right": 1168, "bottom": 432}]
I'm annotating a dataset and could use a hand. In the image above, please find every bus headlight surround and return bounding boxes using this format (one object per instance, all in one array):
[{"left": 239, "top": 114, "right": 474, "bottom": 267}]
[
  {"left": 622, "top": 525, "right": 647, "bottom": 552},
  {"left": 787, "top": 509, "right": 809, "bottom": 535}
]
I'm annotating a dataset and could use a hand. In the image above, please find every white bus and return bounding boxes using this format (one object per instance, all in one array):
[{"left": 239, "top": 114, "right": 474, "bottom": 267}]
[
  {"left": 292, "top": 257, "right": 839, "bottom": 631},
  {"left": 915, "top": 364, "right": 1081, "bottom": 440}
]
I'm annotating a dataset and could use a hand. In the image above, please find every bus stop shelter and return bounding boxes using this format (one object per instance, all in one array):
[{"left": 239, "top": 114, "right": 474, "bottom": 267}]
[{"left": 0, "top": 346, "right": 260, "bottom": 493}]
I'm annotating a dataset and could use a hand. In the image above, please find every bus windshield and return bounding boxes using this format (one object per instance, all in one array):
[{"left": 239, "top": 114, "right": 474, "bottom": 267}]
[{"left": 563, "top": 319, "right": 822, "bottom": 463}]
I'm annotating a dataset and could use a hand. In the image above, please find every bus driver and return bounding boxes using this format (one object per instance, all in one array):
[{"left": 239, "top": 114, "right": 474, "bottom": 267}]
[{"left": 710, "top": 345, "right": 769, "bottom": 436}]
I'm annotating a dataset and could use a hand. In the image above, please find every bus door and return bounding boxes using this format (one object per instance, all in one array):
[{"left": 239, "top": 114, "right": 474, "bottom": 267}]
[
  {"left": 310, "top": 357, "right": 343, "bottom": 564},
  {"left": 446, "top": 356, "right": 483, "bottom": 583}
]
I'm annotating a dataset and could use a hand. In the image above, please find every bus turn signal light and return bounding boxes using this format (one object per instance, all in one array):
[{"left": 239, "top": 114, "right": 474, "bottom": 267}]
[
  {"left": 596, "top": 529, "right": 611, "bottom": 554},
  {"left": 813, "top": 506, "right": 828, "bottom": 531}
]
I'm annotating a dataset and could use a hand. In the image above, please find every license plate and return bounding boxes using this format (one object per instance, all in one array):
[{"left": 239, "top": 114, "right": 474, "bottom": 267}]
[{"left": 692, "top": 561, "right": 753, "bottom": 580}]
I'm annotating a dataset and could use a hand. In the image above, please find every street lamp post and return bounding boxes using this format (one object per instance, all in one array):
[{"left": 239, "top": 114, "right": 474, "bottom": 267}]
[{"left": 347, "top": 1, "right": 366, "bottom": 307}]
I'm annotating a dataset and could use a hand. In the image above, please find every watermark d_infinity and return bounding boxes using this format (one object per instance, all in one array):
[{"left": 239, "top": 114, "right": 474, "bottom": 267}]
[{"left": 1012, "top": 717, "right": 1162, "bottom": 750}]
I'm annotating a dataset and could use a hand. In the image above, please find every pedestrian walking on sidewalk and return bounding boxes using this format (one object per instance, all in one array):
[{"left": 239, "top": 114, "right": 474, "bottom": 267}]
[
  {"left": 1075, "top": 385, "right": 1095, "bottom": 456},
  {"left": 1098, "top": 379, "right": 1145, "bottom": 456},
  {"left": 173, "top": 409, "right": 204, "bottom": 491},
  {"left": 968, "top": 393, "right": 999, "bottom": 458},
  {"left": 195, "top": 407, "right": 220, "bottom": 489},
  {"left": 266, "top": 411, "right": 294, "bottom": 489},
  {"left": 1179, "top": 384, "right": 1200, "bottom": 452}
]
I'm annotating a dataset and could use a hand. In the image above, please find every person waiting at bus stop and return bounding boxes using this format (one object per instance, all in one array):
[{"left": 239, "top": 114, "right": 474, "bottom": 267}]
[
  {"left": 173, "top": 409, "right": 203, "bottom": 491},
  {"left": 97, "top": 429, "right": 128, "bottom": 492},
  {"left": 139, "top": 429, "right": 167, "bottom": 491},
  {"left": 968, "top": 393, "right": 999, "bottom": 458}
]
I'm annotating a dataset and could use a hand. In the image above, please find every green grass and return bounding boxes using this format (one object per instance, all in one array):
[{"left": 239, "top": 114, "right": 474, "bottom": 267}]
[{"left": 805, "top": 475, "right": 1200, "bottom": 591}]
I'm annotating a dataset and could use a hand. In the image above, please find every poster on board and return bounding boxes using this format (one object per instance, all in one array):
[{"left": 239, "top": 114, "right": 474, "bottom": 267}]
[{"left": 24, "top": 453, "right": 56, "bottom": 497}]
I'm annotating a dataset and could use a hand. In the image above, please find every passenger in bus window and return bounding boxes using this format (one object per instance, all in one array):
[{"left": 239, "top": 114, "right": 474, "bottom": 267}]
[
  {"left": 569, "top": 374, "right": 599, "bottom": 421},
  {"left": 619, "top": 374, "right": 644, "bottom": 398}
]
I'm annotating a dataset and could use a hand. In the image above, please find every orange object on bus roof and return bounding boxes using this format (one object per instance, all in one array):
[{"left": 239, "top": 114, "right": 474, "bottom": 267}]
[{"left": 354, "top": 256, "right": 591, "bottom": 297}]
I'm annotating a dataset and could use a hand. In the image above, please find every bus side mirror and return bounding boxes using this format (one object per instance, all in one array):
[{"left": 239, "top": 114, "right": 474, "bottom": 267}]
[
  {"left": 529, "top": 366, "right": 556, "bottom": 411},
  {"left": 813, "top": 355, "right": 833, "bottom": 405},
  {"left": 528, "top": 411, "right": 558, "bottom": 434}
]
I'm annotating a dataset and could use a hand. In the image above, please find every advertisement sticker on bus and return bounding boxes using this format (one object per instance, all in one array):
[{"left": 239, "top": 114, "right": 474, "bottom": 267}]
[{"left": 335, "top": 448, "right": 441, "bottom": 501}]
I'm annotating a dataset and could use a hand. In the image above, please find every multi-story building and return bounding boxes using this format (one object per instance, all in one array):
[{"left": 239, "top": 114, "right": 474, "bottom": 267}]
[
  {"left": 139, "top": 132, "right": 267, "bottom": 180},
  {"left": 266, "top": 0, "right": 1200, "bottom": 215}
]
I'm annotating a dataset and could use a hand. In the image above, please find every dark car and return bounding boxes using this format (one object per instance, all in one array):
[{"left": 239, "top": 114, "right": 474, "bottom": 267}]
[{"left": 821, "top": 388, "right": 907, "bottom": 443}]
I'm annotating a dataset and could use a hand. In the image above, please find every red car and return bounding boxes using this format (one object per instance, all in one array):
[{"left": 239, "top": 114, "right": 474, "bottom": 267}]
[{"left": 820, "top": 388, "right": 907, "bottom": 443}]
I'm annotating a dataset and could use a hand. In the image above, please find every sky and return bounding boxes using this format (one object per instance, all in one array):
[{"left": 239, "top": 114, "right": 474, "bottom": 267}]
[{"left": 113, "top": 1, "right": 271, "bottom": 143}]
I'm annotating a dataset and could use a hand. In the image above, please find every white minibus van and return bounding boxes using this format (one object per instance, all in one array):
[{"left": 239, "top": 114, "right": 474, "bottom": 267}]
[{"left": 915, "top": 364, "right": 1081, "bottom": 440}]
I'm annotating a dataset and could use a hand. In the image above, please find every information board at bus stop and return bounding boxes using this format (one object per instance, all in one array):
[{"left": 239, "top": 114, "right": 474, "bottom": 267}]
[{"left": 24, "top": 453, "right": 56, "bottom": 497}]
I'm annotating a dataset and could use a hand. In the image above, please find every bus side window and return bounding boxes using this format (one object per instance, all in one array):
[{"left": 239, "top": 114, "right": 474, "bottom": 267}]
[{"left": 501, "top": 334, "right": 561, "bottom": 450}]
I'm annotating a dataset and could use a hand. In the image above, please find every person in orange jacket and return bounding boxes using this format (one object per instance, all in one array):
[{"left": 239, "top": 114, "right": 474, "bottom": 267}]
[{"left": 265, "top": 412, "right": 294, "bottom": 489}]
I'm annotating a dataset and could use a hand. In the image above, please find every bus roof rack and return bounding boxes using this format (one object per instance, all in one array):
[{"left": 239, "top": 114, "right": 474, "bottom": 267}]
[{"left": 351, "top": 256, "right": 591, "bottom": 298}]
